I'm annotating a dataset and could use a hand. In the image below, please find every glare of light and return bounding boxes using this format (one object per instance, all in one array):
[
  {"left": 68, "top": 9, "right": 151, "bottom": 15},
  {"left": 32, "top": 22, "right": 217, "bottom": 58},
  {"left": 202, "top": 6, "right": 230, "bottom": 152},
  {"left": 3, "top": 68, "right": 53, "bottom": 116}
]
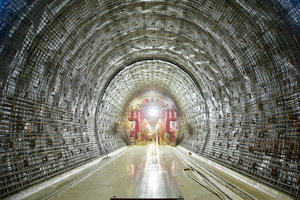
[
  {"left": 171, "top": 161, "right": 175, "bottom": 176},
  {"left": 147, "top": 124, "right": 151, "bottom": 131},
  {"left": 149, "top": 108, "right": 158, "bottom": 117},
  {"left": 131, "top": 164, "right": 135, "bottom": 176},
  {"left": 148, "top": 171, "right": 159, "bottom": 195}
]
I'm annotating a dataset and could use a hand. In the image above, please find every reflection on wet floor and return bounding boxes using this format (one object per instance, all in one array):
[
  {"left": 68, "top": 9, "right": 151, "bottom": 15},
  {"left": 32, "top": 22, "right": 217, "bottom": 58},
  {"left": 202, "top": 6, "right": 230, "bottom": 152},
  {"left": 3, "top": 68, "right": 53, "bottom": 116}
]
[
  {"left": 24, "top": 142, "right": 292, "bottom": 200},
  {"left": 135, "top": 141, "right": 182, "bottom": 199}
]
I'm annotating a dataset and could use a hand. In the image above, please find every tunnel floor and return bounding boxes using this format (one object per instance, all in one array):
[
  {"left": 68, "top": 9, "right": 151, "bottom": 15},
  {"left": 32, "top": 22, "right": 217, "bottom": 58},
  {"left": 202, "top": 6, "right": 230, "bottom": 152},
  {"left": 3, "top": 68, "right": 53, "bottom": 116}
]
[{"left": 23, "top": 142, "right": 291, "bottom": 200}]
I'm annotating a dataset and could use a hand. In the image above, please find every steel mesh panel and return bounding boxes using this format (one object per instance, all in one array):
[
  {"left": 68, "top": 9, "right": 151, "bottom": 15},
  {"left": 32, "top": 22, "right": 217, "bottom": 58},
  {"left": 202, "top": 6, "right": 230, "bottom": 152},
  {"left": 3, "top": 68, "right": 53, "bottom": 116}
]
[{"left": 0, "top": 0, "right": 299, "bottom": 198}]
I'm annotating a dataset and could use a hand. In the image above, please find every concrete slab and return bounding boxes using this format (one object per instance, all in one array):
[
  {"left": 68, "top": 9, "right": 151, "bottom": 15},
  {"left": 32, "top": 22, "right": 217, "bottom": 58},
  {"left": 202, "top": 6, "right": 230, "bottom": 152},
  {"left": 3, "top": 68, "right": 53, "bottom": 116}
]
[{"left": 15, "top": 143, "right": 292, "bottom": 200}]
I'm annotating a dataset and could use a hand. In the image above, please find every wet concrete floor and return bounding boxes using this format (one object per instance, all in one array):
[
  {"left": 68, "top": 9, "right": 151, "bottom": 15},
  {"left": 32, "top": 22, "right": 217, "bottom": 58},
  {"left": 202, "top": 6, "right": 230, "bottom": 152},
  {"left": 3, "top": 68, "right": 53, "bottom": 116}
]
[{"left": 24, "top": 142, "right": 291, "bottom": 200}]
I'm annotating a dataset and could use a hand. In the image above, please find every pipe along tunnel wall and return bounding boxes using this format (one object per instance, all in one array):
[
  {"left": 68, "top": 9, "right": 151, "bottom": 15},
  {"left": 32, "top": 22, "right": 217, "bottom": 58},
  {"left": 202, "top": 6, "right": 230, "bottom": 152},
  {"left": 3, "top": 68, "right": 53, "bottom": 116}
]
[{"left": 0, "top": 0, "right": 299, "bottom": 199}]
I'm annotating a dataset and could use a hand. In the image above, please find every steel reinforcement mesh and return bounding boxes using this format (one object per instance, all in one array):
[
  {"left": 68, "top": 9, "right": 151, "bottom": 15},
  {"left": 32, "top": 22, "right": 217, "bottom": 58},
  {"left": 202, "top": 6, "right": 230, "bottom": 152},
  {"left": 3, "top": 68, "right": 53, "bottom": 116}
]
[{"left": 0, "top": 0, "right": 299, "bottom": 199}]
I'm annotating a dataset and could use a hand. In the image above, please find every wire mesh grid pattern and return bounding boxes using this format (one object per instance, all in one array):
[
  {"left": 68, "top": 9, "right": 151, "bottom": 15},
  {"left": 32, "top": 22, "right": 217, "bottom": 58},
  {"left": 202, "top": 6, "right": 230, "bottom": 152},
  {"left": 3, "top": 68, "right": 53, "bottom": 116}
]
[{"left": 0, "top": 0, "right": 299, "bottom": 198}]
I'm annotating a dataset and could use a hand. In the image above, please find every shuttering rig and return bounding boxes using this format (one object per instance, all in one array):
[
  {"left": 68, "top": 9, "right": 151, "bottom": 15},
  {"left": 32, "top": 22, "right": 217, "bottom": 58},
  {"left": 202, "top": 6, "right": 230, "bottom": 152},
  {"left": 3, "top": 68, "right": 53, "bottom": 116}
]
[{"left": 0, "top": 0, "right": 300, "bottom": 199}]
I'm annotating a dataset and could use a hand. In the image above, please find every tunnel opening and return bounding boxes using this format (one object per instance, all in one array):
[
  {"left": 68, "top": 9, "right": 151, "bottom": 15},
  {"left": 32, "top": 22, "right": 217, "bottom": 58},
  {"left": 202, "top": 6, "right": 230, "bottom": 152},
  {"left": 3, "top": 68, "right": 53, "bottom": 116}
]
[
  {"left": 0, "top": 0, "right": 299, "bottom": 199},
  {"left": 94, "top": 59, "right": 205, "bottom": 153},
  {"left": 125, "top": 94, "right": 179, "bottom": 146}
]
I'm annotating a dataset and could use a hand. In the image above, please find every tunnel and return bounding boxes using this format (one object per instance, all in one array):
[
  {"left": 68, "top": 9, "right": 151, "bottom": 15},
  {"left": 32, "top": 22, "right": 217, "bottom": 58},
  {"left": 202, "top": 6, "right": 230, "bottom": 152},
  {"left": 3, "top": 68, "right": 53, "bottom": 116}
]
[{"left": 0, "top": 0, "right": 299, "bottom": 199}]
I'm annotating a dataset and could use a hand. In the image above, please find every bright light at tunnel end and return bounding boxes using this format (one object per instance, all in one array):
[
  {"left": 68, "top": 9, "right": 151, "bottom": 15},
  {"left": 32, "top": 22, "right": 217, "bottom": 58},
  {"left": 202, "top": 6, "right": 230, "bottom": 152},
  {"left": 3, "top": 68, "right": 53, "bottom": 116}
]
[{"left": 149, "top": 108, "right": 159, "bottom": 117}]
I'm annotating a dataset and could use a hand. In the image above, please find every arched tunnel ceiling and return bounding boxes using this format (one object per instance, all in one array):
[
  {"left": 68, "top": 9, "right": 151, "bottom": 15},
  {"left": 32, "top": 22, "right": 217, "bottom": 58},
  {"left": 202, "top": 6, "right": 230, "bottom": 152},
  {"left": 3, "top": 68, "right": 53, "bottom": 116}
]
[
  {"left": 0, "top": 0, "right": 299, "bottom": 198},
  {"left": 0, "top": 0, "right": 298, "bottom": 115},
  {"left": 95, "top": 60, "right": 204, "bottom": 139}
]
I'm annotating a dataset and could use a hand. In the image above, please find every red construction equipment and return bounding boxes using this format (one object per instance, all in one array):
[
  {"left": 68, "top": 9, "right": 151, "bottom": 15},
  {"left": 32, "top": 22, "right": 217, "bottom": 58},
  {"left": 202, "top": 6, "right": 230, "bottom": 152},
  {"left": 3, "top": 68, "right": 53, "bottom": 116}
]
[{"left": 128, "top": 99, "right": 177, "bottom": 144}]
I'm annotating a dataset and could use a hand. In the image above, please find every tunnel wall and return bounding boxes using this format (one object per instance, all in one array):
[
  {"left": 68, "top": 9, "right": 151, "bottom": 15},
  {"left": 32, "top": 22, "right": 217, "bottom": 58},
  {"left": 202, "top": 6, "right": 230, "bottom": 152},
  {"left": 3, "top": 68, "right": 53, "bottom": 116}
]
[
  {"left": 178, "top": 1, "right": 300, "bottom": 196},
  {"left": 0, "top": 0, "right": 299, "bottom": 199},
  {"left": 0, "top": 1, "right": 105, "bottom": 197}
]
